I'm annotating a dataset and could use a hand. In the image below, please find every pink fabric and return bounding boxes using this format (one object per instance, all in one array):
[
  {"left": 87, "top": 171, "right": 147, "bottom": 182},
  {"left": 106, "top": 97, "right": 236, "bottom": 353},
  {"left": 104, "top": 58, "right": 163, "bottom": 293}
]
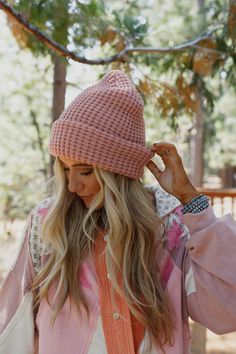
[
  {"left": 2, "top": 196, "right": 236, "bottom": 353},
  {"left": 0, "top": 214, "right": 35, "bottom": 334},
  {"left": 166, "top": 219, "right": 182, "bottom": 251},
  {"left": 36, "top": 265, "right": 100, "bottom": 354},
  {"left": 184, "top": 209, "right": 236, "bottom": 334},
  {"left": 79, "top": 264, "right": 92, "bottom": 290},
  {"left": 49, "top": 70, "right": 154, "bottom": 179},
  {"left": 38, "top": 206, "right": 49, "bottom": 218},
  {"left": 159, "top": 252, "right": 174, "bottom": 286},
  {"left": 158, "top": 265, "right": 191, "bottom": 354}
]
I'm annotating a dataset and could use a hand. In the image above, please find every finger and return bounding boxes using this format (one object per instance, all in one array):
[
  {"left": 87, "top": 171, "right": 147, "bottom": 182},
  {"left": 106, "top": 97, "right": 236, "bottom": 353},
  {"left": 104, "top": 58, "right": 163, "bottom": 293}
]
[
  {"left": 150, "top": 142, "right": 177, "bottom": 155},
  {"left": 146, "top": 160, "right": 162, "bottom": 180},
  {"left": 150, "top": 143, "right": 181, "bottom": 163},
  {"left": 150, "top": 147, "right": 173, "bottom": 162},
  {"left": 151, "top": 142, "right": 176, "bottom": 150}
]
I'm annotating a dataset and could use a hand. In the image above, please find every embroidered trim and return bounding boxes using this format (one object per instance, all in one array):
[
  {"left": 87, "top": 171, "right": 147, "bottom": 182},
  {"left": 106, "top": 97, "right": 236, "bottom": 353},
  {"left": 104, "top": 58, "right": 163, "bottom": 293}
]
[{"left": 29, "top": 198, "right": 52, "bottom": 275}]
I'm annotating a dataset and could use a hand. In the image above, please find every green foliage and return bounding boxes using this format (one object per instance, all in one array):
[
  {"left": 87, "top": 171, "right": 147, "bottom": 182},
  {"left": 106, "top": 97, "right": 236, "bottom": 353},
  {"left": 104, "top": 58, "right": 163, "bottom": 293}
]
[
  {"left": 112, "top": 10, "right": 148, "bottom": 44},
  {"left": 1, "top": 0, "right": 236, "bottom": 215},
  {"left": 11, "top": 0, "right": 149, "bottom": 53},
  {"left": 0, "top": 25, "right": 52, "bottom": 220}
]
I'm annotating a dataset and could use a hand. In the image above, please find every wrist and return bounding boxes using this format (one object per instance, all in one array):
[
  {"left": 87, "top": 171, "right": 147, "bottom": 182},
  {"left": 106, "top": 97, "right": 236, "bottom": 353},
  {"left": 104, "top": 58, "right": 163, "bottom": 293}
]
[{"left": 176, "top": 189, "right": 200, "bottom": 205}]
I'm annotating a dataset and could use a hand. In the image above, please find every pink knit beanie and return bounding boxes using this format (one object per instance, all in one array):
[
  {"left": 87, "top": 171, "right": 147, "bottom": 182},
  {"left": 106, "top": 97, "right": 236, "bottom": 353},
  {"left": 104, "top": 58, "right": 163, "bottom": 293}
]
[{"left": 49, "top": 70, "right": 153, "bottom": 179}]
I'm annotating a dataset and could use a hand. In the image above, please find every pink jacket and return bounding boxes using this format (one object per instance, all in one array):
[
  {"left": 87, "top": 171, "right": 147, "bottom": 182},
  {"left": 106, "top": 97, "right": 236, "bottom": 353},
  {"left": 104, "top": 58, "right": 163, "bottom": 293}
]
[{"left": 1, "top": 185, "right": 236, "bottom": 354}]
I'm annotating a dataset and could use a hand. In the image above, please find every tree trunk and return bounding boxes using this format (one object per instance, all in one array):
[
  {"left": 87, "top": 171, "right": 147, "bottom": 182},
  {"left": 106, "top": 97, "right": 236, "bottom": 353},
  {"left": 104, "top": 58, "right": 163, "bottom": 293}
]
[
  {"left": 190, "top": 97, "right": 206, "bottom": 352},
  {"left": 49, "top": 0, "right": 69, "bottom": 176},
  {"left": 191, "top": 322, "right": 207, "bottom": 354},
  {"left": 50, "top": 56, "right": 67, "bottom": 176},
  {"left": 190, "top": 0, "right": 207, "bottom": 351},
  {"left": 189, "top": 79, "right": 204, "bottom": 187}
]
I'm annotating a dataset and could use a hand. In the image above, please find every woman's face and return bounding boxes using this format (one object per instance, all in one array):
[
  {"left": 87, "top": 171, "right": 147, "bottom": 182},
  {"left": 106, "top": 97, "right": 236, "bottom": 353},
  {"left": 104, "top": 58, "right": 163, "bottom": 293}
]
[{"left": 59, "top": 156, "right": 101, "bottom": 208}]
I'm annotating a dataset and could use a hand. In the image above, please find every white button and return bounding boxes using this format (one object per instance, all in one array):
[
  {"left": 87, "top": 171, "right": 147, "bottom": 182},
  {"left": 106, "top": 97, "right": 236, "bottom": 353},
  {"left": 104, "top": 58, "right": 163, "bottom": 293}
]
[
  {"left": 104, "top": 235, "right": 108, "bottom": 241},
  {"left": 112, "top": 312, "right": 120, "bottom": 320},
  {"left": 107, "top": 273, "right": 111, "bottom": 279}
]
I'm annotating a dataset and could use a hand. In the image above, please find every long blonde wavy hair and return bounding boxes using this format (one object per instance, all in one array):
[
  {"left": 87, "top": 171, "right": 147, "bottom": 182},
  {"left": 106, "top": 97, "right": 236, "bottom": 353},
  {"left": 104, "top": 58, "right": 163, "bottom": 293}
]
[{"left": 32, "top": 157, "right": 174, "bottom": 349}]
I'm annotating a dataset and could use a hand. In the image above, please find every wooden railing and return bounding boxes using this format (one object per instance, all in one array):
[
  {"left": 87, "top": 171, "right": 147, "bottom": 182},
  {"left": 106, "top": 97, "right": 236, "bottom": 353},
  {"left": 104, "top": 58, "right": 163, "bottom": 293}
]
[{"left": 197, "top": 188, "right": 236, "bottom": 218}]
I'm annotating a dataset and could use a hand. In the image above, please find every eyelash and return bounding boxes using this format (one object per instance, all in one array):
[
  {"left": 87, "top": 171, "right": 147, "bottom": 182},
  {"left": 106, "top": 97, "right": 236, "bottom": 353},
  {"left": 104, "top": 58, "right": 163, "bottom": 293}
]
[
  {"left": 81, "top": 171, "right": 93, "bottom": 176},
  {"left": 64, "top": 168, "right": 93, "bottom": 176}
]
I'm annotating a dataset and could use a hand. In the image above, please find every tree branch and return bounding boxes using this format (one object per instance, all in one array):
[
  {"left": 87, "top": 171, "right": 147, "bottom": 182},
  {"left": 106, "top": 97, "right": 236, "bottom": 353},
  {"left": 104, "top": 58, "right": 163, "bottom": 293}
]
[{"left": 0, "top": 0, "right": 226, "bottom": 65}]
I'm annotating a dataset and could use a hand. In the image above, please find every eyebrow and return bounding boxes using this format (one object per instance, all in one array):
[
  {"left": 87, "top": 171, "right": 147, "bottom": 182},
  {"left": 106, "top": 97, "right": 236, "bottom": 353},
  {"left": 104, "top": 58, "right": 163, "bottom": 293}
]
[
  {"left": 59, "top": 158, "right": 92, "bottom": 168},
  {"left": 62, "top": 162, "right": 92, "bottom": 168}
]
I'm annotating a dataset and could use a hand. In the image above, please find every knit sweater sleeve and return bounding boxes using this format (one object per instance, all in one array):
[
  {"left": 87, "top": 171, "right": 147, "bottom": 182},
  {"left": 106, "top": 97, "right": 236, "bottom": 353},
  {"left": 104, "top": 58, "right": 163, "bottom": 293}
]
[
  {"left": 181, "top": 207, "right": 236, "bottom": 334},
  {"left": 150, "top": 183, "right": 236, "bottom": 334},
  {"left": 0, "top": 198, "right": 52, "bottom": 335},
  {"left": 0, "top": 211, "right": 35, "bottom": 334}
]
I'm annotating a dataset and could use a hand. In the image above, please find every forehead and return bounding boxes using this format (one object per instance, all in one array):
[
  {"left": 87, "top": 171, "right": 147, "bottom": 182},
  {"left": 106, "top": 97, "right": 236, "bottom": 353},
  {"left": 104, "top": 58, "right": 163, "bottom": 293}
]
[{"left": 59, "top": 156, "right": 92, "bottom": 167}]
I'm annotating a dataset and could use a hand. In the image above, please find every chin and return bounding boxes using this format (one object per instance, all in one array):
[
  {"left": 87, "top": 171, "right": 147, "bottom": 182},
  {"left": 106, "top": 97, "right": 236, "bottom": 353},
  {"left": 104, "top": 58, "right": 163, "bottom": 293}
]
[{"left": 83, "top": 200, "right": 104, "bottom": 210}]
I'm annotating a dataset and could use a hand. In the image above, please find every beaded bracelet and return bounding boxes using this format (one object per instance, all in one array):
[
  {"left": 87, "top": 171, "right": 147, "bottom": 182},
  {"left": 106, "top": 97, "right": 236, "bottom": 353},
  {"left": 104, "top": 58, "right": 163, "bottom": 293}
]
[{"left": 182, "top": 194, "right": 209, "bottom": 214}]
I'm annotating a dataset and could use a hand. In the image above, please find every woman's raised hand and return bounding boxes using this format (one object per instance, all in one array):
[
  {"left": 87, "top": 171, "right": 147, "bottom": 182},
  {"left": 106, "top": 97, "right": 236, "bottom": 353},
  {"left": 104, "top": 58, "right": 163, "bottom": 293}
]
[{"left": 146, "top": 142, "right": 199, "bottom": 205}]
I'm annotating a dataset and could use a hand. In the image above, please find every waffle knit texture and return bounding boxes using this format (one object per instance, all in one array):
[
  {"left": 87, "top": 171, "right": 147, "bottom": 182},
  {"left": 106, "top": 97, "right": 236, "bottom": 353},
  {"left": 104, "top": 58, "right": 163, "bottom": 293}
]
[{"left": 49, "top": 70, "right": 153, "bottom": 179}]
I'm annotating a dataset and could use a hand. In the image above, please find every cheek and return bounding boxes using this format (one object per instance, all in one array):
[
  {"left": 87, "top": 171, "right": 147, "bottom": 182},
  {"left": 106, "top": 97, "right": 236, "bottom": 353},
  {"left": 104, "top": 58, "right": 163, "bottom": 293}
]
[
  {"left": 91, "top": 180, "right": 101, "bottom": 194},
  {"left": 89, "top": 176, "right": 101, "bottom": 194}
]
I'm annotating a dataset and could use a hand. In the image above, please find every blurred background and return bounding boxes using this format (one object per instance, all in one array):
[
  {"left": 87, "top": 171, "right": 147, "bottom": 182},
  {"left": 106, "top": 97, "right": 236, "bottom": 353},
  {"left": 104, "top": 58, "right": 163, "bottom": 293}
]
[{"left": 0, "top": 0, "right": 236, "bottom": 353}]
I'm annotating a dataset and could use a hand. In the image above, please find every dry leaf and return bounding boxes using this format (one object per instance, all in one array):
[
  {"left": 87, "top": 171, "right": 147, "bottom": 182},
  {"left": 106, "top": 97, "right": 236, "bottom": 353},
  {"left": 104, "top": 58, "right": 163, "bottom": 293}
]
[
  {"left": 7, "top": 16, "right": 29, "bottom": 49},
  {"left": 193, "top": 39, "right": 218, "bottom": 76},
  {"left": 100, "top": 25, "right": 117, "bottom": 46}
]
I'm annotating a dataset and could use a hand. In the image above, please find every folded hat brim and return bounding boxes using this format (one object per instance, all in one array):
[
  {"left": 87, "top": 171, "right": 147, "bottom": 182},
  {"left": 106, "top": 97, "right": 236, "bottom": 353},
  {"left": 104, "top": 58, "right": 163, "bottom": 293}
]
[{"left": 49, "top": 120, "right": 153, "bottom": 179}]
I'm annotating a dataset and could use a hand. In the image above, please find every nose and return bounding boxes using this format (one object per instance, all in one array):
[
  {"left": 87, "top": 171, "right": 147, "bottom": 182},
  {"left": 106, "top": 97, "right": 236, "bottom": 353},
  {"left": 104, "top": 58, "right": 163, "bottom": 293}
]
[{"left": 67, "top": 171, "right": 84, "bottom": 194}]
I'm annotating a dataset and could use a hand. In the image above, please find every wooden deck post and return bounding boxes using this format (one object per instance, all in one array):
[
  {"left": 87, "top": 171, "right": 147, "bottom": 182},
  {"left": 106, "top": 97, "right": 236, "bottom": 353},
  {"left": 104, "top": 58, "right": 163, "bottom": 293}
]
[{"left": 191, "top": 322, "right": 206, "bottom": 354}]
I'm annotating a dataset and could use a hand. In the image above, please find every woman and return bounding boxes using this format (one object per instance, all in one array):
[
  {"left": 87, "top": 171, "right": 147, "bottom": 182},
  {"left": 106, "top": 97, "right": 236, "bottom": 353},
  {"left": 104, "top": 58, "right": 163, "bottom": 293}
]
[{"left": 1, "top": 70, "right": 236, "bottom": 354}]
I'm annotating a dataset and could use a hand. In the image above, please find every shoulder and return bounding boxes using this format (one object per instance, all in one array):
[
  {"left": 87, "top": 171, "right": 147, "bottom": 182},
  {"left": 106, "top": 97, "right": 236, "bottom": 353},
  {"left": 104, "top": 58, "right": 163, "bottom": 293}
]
[
  {"left": 145, "top": 183, "right": 189, "bottom": 247},
  {"left": 145, "top": 183, "right": 180, "bottom": 218},
  {"left": 31, "top": 197, "right": 53, "bottom": 219},
  {"left": 145, "top": 184, "right": 190, "bottom": 284}
]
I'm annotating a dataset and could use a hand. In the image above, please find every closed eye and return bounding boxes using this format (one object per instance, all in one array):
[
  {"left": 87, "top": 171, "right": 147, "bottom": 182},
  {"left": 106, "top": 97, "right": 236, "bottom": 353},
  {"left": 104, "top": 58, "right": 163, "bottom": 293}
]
[
  {"left": 63, "top": 168, "right": 93, "bottom": 176},
  {"left": 80, "top": 170, "right": 93, "bottom": 176}
]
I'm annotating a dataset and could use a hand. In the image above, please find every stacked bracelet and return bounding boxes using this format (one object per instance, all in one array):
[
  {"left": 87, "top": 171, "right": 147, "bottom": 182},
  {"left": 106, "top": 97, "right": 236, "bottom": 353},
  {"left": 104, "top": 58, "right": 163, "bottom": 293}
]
[{"left": 182, "top": 194, "right": 209, "bottom": 214}]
